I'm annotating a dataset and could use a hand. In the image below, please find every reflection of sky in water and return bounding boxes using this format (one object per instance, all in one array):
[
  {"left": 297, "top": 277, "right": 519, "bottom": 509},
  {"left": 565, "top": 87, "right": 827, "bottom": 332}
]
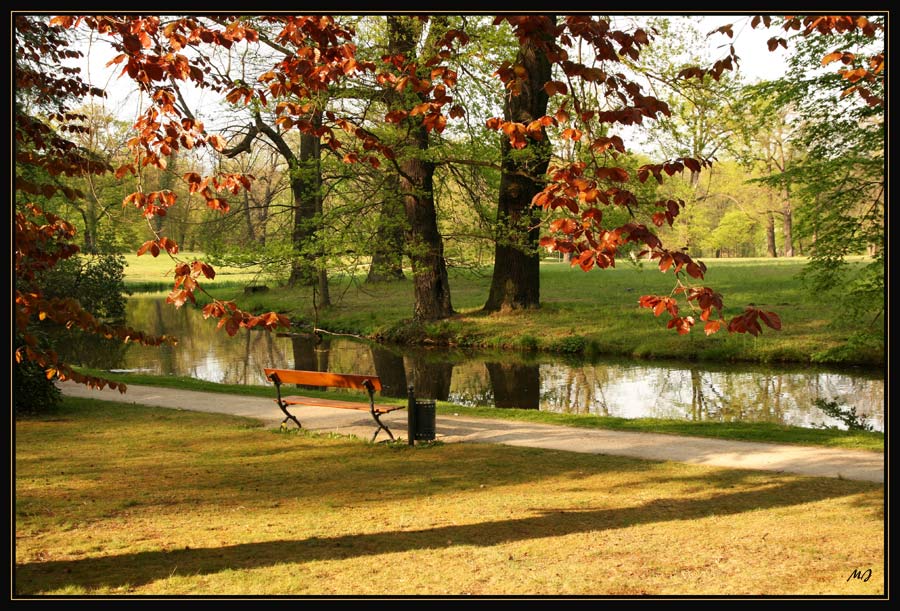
[{"left": 72, "top": 297, "right": 884, "bottom": 432}]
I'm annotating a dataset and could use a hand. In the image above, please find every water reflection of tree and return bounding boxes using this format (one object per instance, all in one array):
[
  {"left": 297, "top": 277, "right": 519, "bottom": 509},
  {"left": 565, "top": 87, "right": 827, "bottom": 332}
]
[
  {"left": 447, "top": 361, "right": 493, "bottom": 407},
  {"left": 371, "top": 345, "right": 408, "bottom": 398},
  {"left": 46, "top": 325, "right": 130, "bottom": 370},
  {"left": 485, "top": 362, "right": 540, "bottom": 409},
  {"left": 407, "top": 357, "right": 453, "bottom": 401},
  {"left": 121, "top": 297, "right": 883, "bottom": 430},
  {"left": 538, "top": 363, "right": 614, "bottom": 416}
]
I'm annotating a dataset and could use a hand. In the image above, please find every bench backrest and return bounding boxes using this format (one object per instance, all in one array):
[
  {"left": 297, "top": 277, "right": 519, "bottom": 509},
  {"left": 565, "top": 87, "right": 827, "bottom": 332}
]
[{"left": 264, "top": 368, "right": 383, "bottom": 393}]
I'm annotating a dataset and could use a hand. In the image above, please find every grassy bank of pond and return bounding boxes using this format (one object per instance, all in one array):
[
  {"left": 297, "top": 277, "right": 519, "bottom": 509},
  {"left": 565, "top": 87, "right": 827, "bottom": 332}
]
[{"left": 167, "top": 257, "right": 883, "bottom": 367}]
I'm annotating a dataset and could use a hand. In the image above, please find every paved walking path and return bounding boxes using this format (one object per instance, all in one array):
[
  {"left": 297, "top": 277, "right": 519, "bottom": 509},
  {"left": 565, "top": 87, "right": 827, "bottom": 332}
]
[{"left": 59, "top": 382, "right": 884, "bottom": 483}]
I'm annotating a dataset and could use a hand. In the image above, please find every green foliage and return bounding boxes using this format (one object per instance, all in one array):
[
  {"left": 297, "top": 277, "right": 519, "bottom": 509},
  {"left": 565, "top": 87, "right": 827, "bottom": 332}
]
[
  {"left": 754, "top": 18, "right": 884, "bottom": 322},
  {"left": 13, "top": 336, "right": 62, "bottom": 415},
  {"left": 811, "top": 330, "right": 884, "bottom": 366},
  {"left": 517, "top": 334, "right": 539, "bottom": 351},
  {"left": 39, "top": 254, "right": 130, "bottom": 322},
  {"left": 702, "top": 209, "right": 760, "bottom": 257},
  {"left": 23, "top": 254, "right": 134, "bottom": 373},
  {"left": 550, "top": 334, "right": 587, "bottom": 354}
]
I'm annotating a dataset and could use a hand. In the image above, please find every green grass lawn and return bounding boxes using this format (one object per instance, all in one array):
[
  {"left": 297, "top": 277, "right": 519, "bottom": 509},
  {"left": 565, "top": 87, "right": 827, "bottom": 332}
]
[
  {"left": 15, "top": 398, "right": 884, "bottom": 596},
  {"left": 186, "top": 256, "right": 882, "bottom": 366}
]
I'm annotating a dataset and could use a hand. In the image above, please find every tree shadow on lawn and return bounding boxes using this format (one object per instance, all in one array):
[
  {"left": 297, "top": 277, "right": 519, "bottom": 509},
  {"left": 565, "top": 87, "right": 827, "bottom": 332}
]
[{"left": 15, "top": 474, "right": 881, "bottom": 595}]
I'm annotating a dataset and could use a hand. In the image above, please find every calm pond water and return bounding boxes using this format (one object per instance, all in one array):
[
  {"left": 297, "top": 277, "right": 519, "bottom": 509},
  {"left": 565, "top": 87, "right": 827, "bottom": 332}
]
[{"left": 59, "top": 295, "right": 885, "bottom": 432}]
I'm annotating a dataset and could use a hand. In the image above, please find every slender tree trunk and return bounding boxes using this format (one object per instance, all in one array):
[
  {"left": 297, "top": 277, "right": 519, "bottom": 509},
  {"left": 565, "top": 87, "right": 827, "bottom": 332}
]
[
  {"left": 484, "top": 16, "right": 554, "bottom": 312},
  {"left": 782, "top": 193, "right": 794, "bottom": 257},
  {"left": 243, "top": 189, "right": 256, "bottom": 243},
  {"left": 366, "top": 174, "right": 406, "bottom": 283},
  {"left": 765, "top": 210, "right": 777, "bottom": 258},
  {"left": 153, "top": 150, "right": 177, "bottom": 235},
  {"left": 313, "top": 115, "right": 331, "bottom": 306},
  {"left": 79, "top": 208, "right": 96, "bottom": 254}
]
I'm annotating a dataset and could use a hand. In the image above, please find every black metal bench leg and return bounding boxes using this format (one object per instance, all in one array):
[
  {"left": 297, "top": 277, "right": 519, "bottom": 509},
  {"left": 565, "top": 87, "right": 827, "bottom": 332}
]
[
  {"left": 278, "top": 403, "right": 302, "bottom": 429},
  {"left": 370, "top": 412, "right": 394, "bottom": 443}
]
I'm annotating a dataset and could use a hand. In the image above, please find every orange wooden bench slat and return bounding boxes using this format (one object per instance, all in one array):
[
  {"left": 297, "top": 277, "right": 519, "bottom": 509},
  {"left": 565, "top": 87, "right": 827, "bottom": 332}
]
[
  {"left": 279, "top": 395, "right": 404, "bottom": 414},
  {"left": 264, "top": 368, "right": 382, "bottom": 392}
]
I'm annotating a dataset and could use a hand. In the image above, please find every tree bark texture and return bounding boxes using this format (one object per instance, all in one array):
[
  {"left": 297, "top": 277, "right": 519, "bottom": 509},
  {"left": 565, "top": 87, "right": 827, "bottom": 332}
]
[
  {"left": 388, "top": 16, "right": 453, "bottom": 321},
  {"left": 366, "top": 173, "right": 407, "bottom": 283},
  {"left": 766, "top": 210, "right": 778, "bottom": 258},
  {"left": 288, "top": 111, "right": 324, "bottom": 289},
  {"left": 782, "top": 196, "right": 794, "bottom": 257},
  {"left": 484, "top": 17, "right": 553, "bottom": 312}
]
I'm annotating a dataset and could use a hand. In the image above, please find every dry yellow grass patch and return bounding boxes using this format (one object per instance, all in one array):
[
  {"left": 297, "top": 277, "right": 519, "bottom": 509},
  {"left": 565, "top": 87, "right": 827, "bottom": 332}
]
[{"left": 15, "top": 399, "right": 883, "bottom": 596}]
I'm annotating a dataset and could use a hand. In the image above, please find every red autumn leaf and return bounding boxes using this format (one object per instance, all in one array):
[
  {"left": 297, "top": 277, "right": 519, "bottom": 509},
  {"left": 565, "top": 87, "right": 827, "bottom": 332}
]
[
  {"left": 544, "top": 80, "right": 568, "bottom": 96},
  {"left": 659, "top": 255, "right": 673, "bottom": 273},
  {"left": 158, "top": 237, "right": 179, "bottom": 254},
  {"left": 136, "top": 240, "right": 157, "bottom": 257},
  {"left": 704, "top": 320, "right": 722, "bottom": 336},
  {"left": 653, "top": 300, "right": 667, "bottom": 317},
  {"left": 207, "top": 134, "right": 226, "bottom": 151},
  {"left": 384, "top": 109, "right": 408, "bottom": 123},
  {"left": 685, "top": 261, "right": 704, "bottom": 279},
  {"left": 549, "top": 218, "right": 577, "bottom": 234},
  {"left": 759, "top": 310, "right": 782, "bottom": 330},
  {"left": 638, "top": 295, "right": 660, "bottom": 309},
  {"left": 561, "top": 128, "right": 583, "bottom": 141}
]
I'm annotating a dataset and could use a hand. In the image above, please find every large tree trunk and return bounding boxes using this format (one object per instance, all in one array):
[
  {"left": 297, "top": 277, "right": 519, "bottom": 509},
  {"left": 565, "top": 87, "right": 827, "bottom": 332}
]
[
  {"left": 366, "top": 174, "right": 406, "bottom": 283},
  {"left": 288, "top": 112, "right": 324, "bottom": 289},
  {"left": 484, "top": 16, "right": 554, "bottom": 312},
  {"left": 401, "top": 149, "right": 453, "bottom": 320},
  {"left": 388, "top": 16, "right": 453, "bottom": 321}
]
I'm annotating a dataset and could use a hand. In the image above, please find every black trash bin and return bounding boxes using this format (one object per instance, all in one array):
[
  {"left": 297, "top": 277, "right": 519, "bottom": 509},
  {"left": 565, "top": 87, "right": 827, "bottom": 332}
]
[{"left": 407, "top": 385, "right": 436, "bottom": 445}]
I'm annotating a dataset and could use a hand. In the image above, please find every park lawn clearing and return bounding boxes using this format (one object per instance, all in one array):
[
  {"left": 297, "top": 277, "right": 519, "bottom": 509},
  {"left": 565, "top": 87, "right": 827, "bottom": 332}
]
[
  {"left": 15, "top": 398, "right": 884, "bottom": 596},
  {"left": 122, "top": 251, "right": 265, "bottom": 292}
]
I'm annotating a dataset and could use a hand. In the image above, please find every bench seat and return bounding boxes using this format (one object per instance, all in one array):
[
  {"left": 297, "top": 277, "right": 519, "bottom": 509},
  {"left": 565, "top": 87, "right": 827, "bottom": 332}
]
[
  {"left": 278, "top": 395, "right": 405, "bottom": 415},
  {"left": 264, "top": 367, "right": 405, "bottom": 442}
]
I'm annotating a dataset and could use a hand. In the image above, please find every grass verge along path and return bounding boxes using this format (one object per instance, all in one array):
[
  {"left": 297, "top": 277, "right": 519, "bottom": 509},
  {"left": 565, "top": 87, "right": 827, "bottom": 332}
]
[
  {"left": 72, "top": 370, "right": 885, "bottom": 453},
  {"left": 15, "top": 398, "right": 884, "bottom": 596}
]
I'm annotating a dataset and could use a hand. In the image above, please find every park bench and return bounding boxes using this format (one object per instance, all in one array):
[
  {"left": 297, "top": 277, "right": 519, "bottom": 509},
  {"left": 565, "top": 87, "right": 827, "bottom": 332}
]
[{"left": 263, "top": 368, "right": 406, "bottom": 442}]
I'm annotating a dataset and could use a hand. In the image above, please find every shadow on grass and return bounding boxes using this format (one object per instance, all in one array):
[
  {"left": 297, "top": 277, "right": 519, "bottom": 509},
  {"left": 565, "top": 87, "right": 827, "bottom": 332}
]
[{"left": 15, "top": 476, "right": 878, "bottom": 595}]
